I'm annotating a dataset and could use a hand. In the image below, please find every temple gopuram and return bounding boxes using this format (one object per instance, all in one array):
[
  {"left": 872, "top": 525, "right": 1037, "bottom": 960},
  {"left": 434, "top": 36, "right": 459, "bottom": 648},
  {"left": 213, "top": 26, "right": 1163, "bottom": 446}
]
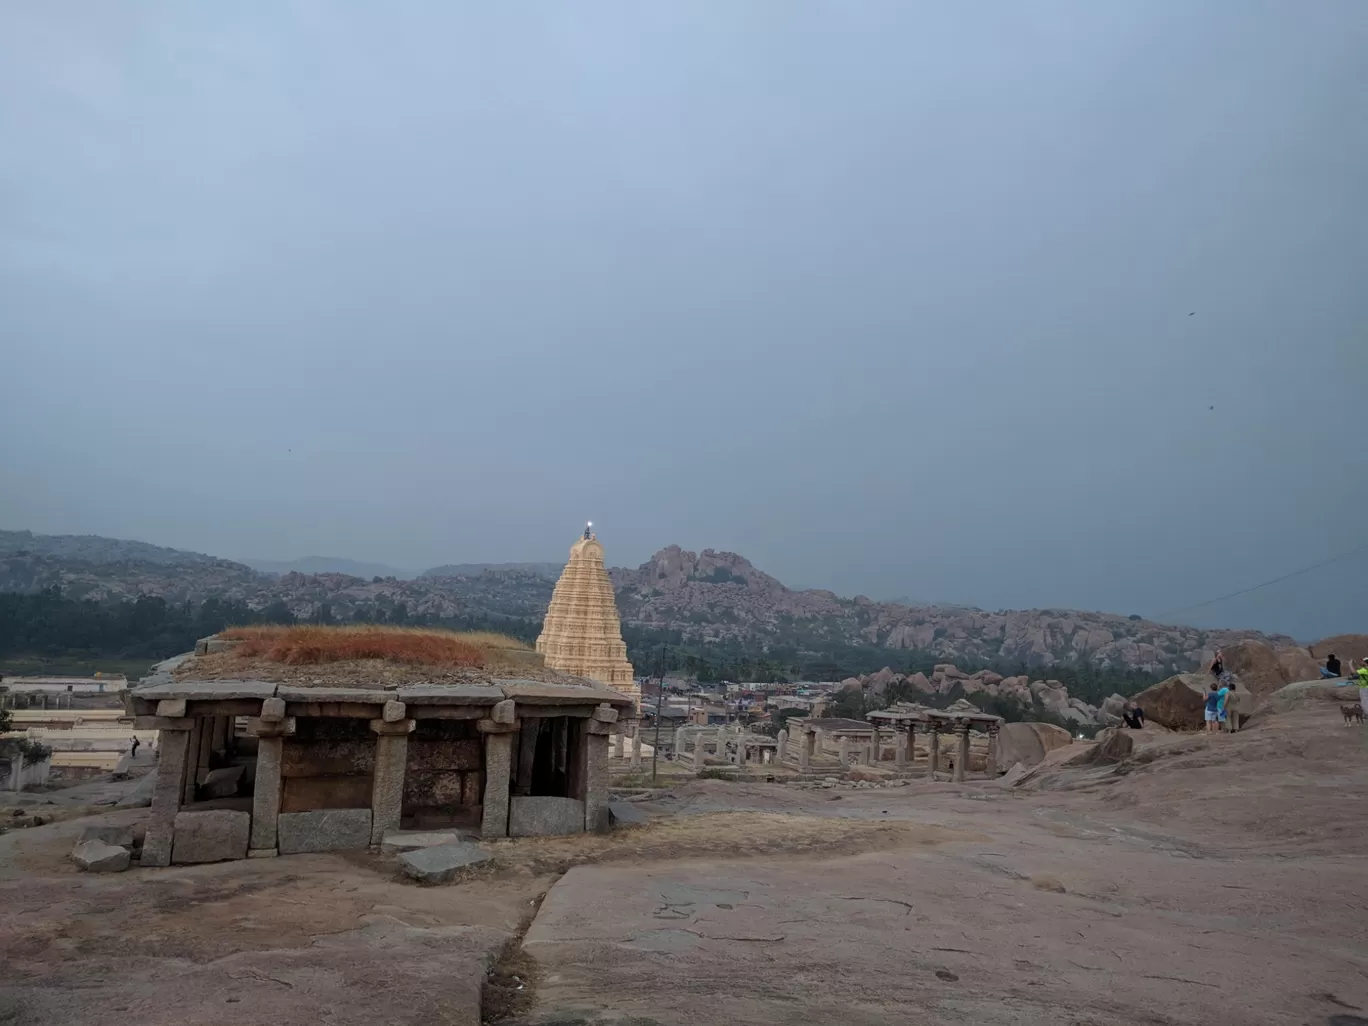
[{"left": 536, "top": 525, "right": 641, "bottom": 711}]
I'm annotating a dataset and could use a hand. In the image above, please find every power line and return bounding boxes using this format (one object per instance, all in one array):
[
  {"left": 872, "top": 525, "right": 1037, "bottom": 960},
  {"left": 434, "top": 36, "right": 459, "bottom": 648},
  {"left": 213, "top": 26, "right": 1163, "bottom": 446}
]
[{"left": 1157, "top": 539, "right": 1368, "bottom": 620}]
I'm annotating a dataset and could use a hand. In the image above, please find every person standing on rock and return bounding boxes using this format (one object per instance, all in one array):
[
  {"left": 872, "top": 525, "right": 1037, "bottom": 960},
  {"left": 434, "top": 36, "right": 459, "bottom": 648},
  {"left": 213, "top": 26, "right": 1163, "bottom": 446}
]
[
  {"left": 1210, "top": 649, "right": 1225, "bottom": 683},
  {"left": 1205, "top": 682, "right": 1222, "bottom": 733}
]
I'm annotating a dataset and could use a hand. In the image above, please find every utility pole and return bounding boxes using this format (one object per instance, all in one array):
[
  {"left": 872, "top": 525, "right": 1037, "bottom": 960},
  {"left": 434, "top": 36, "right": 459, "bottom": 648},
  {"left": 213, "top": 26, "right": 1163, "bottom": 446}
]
[{"left": 651, "top": 644, "right": 667, "bottom": 781}]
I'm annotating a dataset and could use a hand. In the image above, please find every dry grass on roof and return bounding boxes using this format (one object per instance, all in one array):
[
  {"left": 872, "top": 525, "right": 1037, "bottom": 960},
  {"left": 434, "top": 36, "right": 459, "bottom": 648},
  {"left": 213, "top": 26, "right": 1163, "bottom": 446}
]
[
  {"left": 219, "top": 625, "right": 523, "bottom": 667},
  {"left": 176, "top": 624, "right": 566, "bottom": 686}
]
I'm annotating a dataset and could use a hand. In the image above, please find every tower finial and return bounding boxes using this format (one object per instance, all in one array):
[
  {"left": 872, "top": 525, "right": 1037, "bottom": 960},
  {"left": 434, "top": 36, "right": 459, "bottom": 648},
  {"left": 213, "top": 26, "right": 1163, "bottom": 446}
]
[{"left": 583, "top": 520, "right": 593, "bottom": 540}]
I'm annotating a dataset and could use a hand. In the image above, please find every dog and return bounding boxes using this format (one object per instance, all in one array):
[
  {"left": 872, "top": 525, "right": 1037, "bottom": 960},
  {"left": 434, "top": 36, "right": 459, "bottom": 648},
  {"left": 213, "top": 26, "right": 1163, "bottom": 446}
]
[{"left": 1341, "top": 704, "right": 1364, "bottom": 725}]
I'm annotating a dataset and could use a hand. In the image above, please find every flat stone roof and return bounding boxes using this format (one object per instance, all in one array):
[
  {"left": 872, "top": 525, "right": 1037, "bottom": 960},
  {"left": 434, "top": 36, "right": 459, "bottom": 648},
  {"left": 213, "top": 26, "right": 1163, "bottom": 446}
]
[
  {"left": 132, "top": 674, "right": 632, "bottom": 708},
  {"left": 797, "top": 717, "right": 876, "bottom": 732}
]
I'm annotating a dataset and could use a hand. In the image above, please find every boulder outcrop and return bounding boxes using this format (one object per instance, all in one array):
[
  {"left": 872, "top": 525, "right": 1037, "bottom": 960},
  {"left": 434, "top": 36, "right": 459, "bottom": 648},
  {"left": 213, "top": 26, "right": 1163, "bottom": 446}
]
[
  {"left": 1133, "top": 674, "right": 1209, "bottom": 730},
  {"left": 994, "top": 721, "right": 1074, "bottom": 769}
]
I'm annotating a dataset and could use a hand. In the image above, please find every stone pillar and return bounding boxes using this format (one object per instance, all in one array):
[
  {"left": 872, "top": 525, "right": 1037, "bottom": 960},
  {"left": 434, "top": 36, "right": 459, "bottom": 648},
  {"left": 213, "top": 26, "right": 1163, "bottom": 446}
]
[
  {"left": 776, "top": 729, "right": 788, "bottom": 763},
  {"left": 928, "top": 726, "right": 940, "bottom": 779},
  {"left": 735, "top": 740, "right": 746, "bottom": 767},
  {"left": 630, "top": 731, "right": 642, "bottom": 770},
  {"left": 674, "top": 727, "right": 685, "bottom": 758},
  {"left": 613, "top": 733, "right": 624, "bottom": 759},
  {"left": 142, "top": 727, "right": 191, "bottom": 867},
  {"left": 954, "top": 724, "right": 970, "bottom": 783},
  {"left": 986, "top": 724, "right": 999, "bottom": 776},
  {"left": 210, "top": 715, "right": 228, "bottom": 756},
  {"left": 715, "top": 727, "right": 726, "bottom": 757},
  {"left": 800, "top": 729, "right": 813, "bottom": 770},
  {"left": 369, "top": 711, "right": 414, "bottom": 846},
  {"left": 870, "top": 725, "right": 880, "bottom": 762},
  {"left": 582, "top": 705, "right": 617, "bottom": 832},
  {"left": 182, "top": 717, "right": 205, "bottom": 805},
  {"left": 479, "top": 700, "right": 519, "bottom": 838},
  {"left": 895, "top": 730, "right": 908, "bottom": 769},
  {"left": 838, "top": 736, "right": 850, "bottom": 767}
]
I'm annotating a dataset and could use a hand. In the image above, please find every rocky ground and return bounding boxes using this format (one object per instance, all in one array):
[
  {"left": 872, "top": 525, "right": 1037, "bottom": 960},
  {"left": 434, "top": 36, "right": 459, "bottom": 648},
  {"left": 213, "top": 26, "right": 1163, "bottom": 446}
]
[{"left": 2, "top": 701, "right": 1366, "bottom": 1026}]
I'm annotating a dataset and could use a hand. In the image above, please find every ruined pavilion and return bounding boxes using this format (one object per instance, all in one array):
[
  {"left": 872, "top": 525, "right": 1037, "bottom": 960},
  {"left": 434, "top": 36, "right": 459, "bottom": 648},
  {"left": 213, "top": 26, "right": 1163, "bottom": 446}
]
[
  {"left": 125, "top": 629, "right": 634, "bottom": 866},
  {"left": 535, "top": 525, "right": 641, "bottom": 710}
]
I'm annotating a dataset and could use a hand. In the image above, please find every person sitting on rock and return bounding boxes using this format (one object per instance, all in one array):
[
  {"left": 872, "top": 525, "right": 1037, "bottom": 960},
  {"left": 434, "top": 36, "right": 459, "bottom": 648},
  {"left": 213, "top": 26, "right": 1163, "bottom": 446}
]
[
  {"left": 1122, "top": 703, "right": 1145, "bottom": 729},
  {"left": 1321, "top": 654, "right": 1343, "bottom": 679}
]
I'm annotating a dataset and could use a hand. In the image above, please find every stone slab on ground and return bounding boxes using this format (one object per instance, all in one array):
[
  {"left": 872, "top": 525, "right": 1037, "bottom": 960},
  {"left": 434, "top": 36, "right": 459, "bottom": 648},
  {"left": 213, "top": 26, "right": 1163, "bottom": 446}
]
[
  {"left": 399, "top": 841, "right": 492, "bottom": 884},
  {"left": 508, "top": 795, "right": 585, "bottom": 837},
  {"left": 78, "top": 824, "right": 135, "bottom": 848},
  {"left": 70, "top": 839, "right": 130, "bottom": 872},
  {"left": 277, "top": 808, "right": 372, "bottom": 854},
  {"left": 115, "top": 769, "right": 157, "bottom": 808},
  {"left": 607, "top": 801, "right": 650, "bottom": 828},
  {"left": 171, "top": 809, "right": 250, "bottom": 864},
  {"left": 381, "top": 829, "right": 469, "bottom": 853}
]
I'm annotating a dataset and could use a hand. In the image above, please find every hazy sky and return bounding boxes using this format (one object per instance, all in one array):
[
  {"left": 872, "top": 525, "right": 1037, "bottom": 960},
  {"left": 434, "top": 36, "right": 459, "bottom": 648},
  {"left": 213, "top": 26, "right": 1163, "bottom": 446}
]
[{"left": 3, "top": 2, "right": 1366, "bottom": 641}]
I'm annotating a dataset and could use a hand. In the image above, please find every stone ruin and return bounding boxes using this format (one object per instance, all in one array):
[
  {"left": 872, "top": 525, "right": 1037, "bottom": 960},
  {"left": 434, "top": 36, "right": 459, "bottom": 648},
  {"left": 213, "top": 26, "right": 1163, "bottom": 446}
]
[
  {"left": 122, "top": 636, "right": 636, "bottom": 867},
  {"left": 669, "top": 707, "right": 1006, "bottom": 782}
]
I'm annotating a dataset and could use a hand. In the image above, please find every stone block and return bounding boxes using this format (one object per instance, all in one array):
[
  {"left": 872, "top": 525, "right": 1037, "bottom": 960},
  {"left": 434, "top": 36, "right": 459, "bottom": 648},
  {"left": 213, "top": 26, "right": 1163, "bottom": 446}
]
[
  {"left": 382, "top": 699, "right": 407, "bottom": 722},
  {"left": 171, "top": 810, "right": 250, "bottom": 864},
  {"left": 156, "top": 698, "right": 187, "bottom": 718},
  {"left": 78, "top": 824, "right": 135, "bottom": 848},
  {"left": 592, "top": 703, "right": 619, "bottom": 723},
  {"left": 398, "top": 841, "right": 492, "bottom": 884},
  {"left": 201, "top": 765, "right": 245, "bottom": 799},
  {"left": 508, "top": 796, "right": 586, "bottom": 837},
  {"left": 71, "top": 840, "right": 131, "bottom": 872},
  {"left": 607, "top": 801, "right": 649, "bottom": 828},
  {"left": 382, "top": 829, "right": 468, "bottom": 853},
  {"left": 260, "top": 696, "right": 287, "bottom": 721},
  {"left": 277, "top": 808, "right": 373, "bottom": 854}
]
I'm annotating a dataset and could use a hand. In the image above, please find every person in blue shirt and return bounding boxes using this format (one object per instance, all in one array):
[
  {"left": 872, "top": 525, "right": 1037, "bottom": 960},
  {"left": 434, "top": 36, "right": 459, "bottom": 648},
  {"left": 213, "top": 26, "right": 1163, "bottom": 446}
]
[{"left": 1205, "top": 682, "right": 1221, "bottom": 733}]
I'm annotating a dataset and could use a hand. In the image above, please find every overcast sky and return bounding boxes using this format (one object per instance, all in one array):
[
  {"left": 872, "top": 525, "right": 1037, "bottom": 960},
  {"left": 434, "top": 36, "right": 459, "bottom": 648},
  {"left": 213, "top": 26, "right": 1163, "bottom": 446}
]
[{"left": 3, "top": 2, "right": 1366, "bottom": 641}]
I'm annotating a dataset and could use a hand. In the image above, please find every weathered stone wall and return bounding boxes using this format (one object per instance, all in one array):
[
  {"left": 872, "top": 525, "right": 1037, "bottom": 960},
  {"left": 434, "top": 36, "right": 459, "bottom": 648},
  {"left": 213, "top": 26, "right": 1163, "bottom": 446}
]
[
  {"left": 403, "top": 719, "right": 484, "bottom": 827},
  {"left": 280, "top": 717, "right": 375, "bottom": 812}
]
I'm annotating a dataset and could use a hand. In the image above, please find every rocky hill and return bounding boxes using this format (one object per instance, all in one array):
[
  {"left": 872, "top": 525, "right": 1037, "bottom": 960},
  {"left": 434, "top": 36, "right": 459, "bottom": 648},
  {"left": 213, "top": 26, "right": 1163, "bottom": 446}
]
[{"left": 0, "top": 532, "right": 1296, "bottom": 674}]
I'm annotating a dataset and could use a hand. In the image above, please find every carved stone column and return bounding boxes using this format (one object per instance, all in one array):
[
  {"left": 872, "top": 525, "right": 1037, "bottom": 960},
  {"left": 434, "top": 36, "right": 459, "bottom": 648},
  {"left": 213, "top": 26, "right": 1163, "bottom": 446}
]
[
  {"left": 479, "top": 699, "right": 519, "bottom": 838},
  {"left": 986, "top": 723, "right": 1000, "bottom": 777},
  {"left": 927, "top": 725, "right": 940, "bottom": 779},
  {"left": 370, "top": 702, "right": 415, "bottom": 846},
  {"left": 954, "top": 723, "right": 971, "bottom": 783},
  {"left": 247, "top": 701, "right": 296, "bottom": 856}
]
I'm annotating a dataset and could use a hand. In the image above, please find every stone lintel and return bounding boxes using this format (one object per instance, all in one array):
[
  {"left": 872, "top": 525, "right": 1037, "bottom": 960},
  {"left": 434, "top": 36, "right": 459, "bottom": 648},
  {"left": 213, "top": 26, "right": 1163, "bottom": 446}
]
[
  {"left": 519, "top": 704, "right": 598, "bottom": 719},
  {"left": 409, "top": 705, "right": 485, "bottom": 720},
  {"left": 477, "top": 718, "right": 520, "bottom": 734},
  {"left": 584, "top": 719, "right": 617, "bottom": 736},
  {"left": 186, "top": 699, "right": 265, "bottom": 718},
  {"left": 286, "top": 701, "right": 392, "bottom": 719},
  {"left": 134, "top": 716, "right": 196, "bottom": 731},
  {"left": 156, "top": 698, "right": 187, "bottom": 718},
  {"left": 369, "top": 718, "right": 416, "bottom": 736},
  {"left": 246, "top": 716, "right": 297, "bottom": 737},
  {"left": 276, "top": 685, "right": 394, "bottom": 704}
]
